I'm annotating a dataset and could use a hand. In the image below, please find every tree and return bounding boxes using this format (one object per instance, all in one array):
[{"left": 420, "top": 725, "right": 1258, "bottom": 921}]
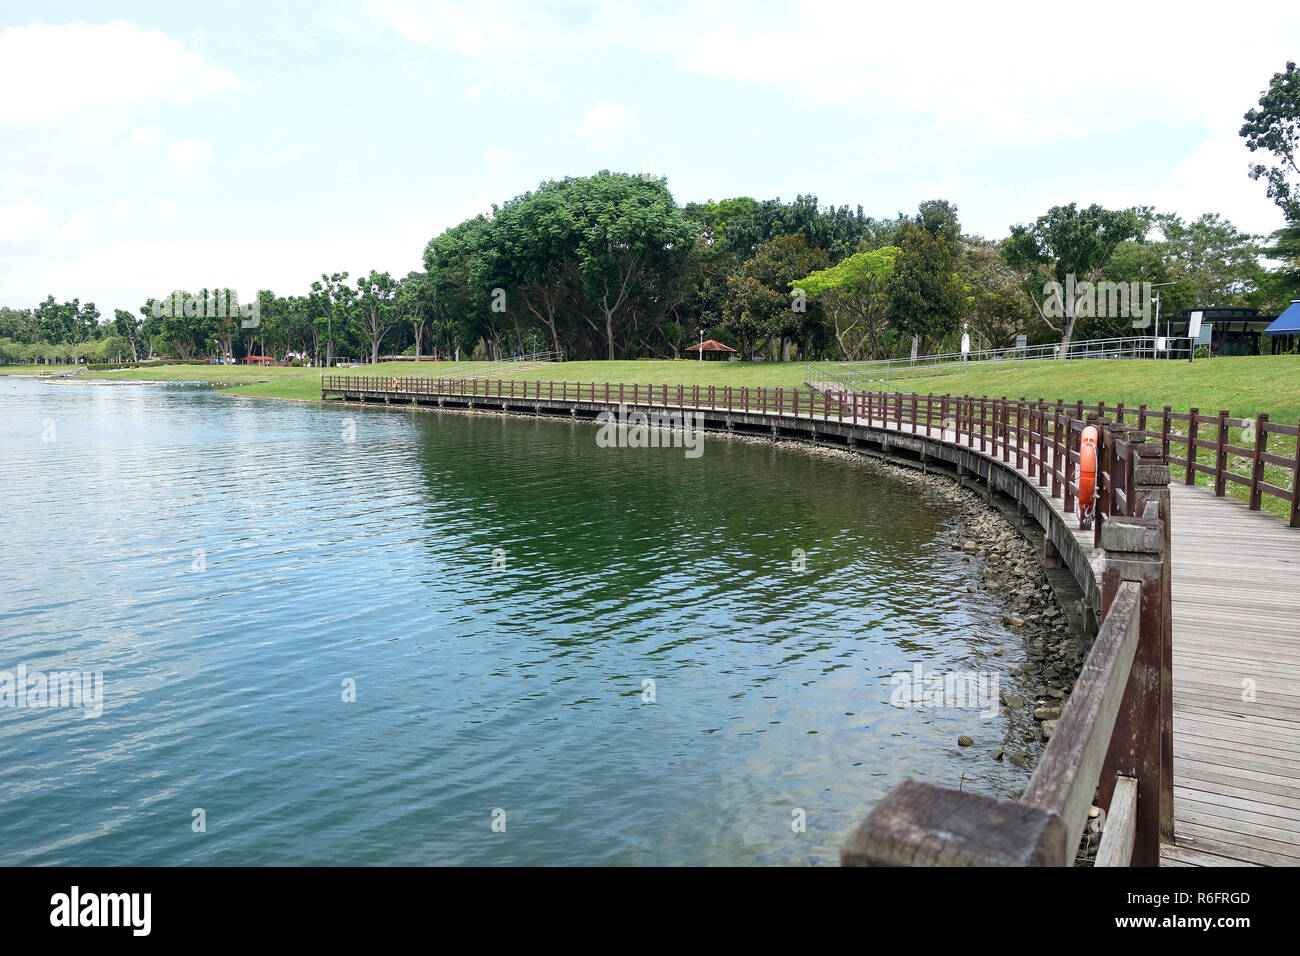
[
  {"left": 794, "top": 245, "right": 899, "bottom": 359},
  {"left": 310, "top": 272, "right": 350, "bottom": 368},
  {"left": 1241, "top": 61, "right": 1300, "bottom": 223},
  {"left": 722, "top": 234, "right": 829, "bottom": 359},
  {"left": 563, "top": 172, "right": 699, "bottom": 361},
  {"left": 1156, "top": 212, "right": 1263, "bottom": 306},
  {"left": 355, "top": 270, "right": 398, "bottom": 364},
  {"left": 889, "top": 204, "right": 968, "bottom": 355},
  {"left": 1003, "top": 203, "right": 1145, "bottom": 350},
  {"left": 397, "top": 272, "right": 433, "bottom": 360},
  {"left": 960, "top": 238, "right": 1037, "bottom": 349},
  {"left": 112, "top": 309, "right": 141, "bottom": 361}
]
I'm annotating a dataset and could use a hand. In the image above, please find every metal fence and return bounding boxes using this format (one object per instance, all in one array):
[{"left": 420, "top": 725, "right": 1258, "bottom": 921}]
[{"left": 806, "top": 336, "right": 1196, "bottom": 389}]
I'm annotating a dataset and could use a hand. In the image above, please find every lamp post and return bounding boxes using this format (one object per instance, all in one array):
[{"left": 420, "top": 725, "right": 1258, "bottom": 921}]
[
  {"left": 1147, "top": 281, "right": 1177, "bottom": 360},
  {"left": 698, "top": 328, "right": 703, "bottom": 363}
]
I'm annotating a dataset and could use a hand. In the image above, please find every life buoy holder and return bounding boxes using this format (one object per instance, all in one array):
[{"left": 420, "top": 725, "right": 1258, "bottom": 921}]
[
  {"left": 1076, "top": 425, "right": 1099, "bottom": 529},
  {"left": 392, "top": 377, "right": 399, "bottom": 390}
]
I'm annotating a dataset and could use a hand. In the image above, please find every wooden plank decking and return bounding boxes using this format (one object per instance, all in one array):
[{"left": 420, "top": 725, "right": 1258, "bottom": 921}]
[{"left": 1164, "top": 484, "right": 1300, "bottom": 866}]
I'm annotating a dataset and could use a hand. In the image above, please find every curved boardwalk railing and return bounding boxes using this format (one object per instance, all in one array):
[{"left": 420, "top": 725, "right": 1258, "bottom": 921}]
[{"left": 321, "top": 374, "right": 1300, "bottom": 866}]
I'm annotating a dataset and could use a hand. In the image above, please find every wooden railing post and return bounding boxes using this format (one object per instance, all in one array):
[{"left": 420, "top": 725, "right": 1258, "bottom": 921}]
[
  {"left": 1128, "top": 446, "right": 1173, "bottom": 846},
  {"left": 1291, "top": 420, "right": 1300, "bottom": 528},
  {"left": 841, "top": 782, "right": 1068, "bottom": 867},
  {"left": 1249, "top": 414, "right": 1269, "bottom": 511},
  {"left": 1096, "top": 507, "right": 1167, "bottom": 866},
  {"left": 1052, "top": 402, "right": 1064, "bottom": 498},
  {"left": 1213, "top": 410, "right": 1230, "bottom": 496},
  {"left": 1185, "top": 408, "right": 1199, "bottom": 485}
]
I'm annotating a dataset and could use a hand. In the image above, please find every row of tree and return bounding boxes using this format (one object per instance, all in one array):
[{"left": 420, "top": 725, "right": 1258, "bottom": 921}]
[{"left": 3, "top": 195, "right": 1293, "bottom": 367}]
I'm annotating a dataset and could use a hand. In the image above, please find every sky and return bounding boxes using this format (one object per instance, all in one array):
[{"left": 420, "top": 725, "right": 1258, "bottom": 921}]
[{"left": 2, "top": 0, "right": 1298, "bottom": 316}]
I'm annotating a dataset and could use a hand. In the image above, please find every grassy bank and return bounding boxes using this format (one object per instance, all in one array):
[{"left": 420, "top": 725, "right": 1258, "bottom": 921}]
[{"left": 7, "top": 355, "right": 1298, "bottom": 418}]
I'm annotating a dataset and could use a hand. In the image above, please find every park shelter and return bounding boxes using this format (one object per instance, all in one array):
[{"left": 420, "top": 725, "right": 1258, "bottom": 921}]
[
  {"left": 241, "top": 355, "right": 275, "bottom": 366},
  {"left": 1166, "top": 307, "right": 1278, "bottom": 356},
  {"left": 684, "top": 339, "right": 738, "bottom": 361},
  {"left": 1264, "top": 300, "right": 1300, "bottom": 352}
]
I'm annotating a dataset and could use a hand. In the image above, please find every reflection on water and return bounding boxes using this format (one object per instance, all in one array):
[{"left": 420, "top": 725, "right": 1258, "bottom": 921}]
[{"left": 0, "top": 377, "right": 1034, "bottom": 865}]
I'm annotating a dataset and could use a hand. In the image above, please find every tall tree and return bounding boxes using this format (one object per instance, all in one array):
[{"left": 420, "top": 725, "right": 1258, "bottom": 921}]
[
  {"left": 1003, "top": 203, "right": 1145, "bottom": 350},
  {"left": 794, "top": 245, "right": 899, "bottom": 359},
  {"left": 355, "top": 270, "right": 398, "bottom": 364},
  {"left": 722, "top": 234, "right": 829, "bottom": 359},
  {"left": 563, "top": 172, "right": 699, "bottom": 361},
  {"left": 1241, "top": 61, "right": 1300, "bottom": 223}
]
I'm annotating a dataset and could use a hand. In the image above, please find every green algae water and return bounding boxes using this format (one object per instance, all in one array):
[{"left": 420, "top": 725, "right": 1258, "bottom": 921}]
[{"left": 0, "top": 377, "right": 1037, "bottom": 865}]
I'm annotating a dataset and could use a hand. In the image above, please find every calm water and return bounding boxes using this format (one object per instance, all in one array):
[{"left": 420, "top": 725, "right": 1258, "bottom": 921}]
[{"left": 0, "top": 376, "right": 1035, "bottom": 865}]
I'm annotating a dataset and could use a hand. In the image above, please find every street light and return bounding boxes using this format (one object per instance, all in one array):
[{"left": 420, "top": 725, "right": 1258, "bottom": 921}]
[
  {"left": 698, "top": 328, "right": 703, "bottom": 363},
  {"left": 1139, "top": 281, "right": 1179, "bottom": 360}
]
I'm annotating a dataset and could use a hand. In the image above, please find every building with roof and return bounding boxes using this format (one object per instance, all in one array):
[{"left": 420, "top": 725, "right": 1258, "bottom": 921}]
[{"left": 683, "top": 339, "right": 739, "bottom": 361}]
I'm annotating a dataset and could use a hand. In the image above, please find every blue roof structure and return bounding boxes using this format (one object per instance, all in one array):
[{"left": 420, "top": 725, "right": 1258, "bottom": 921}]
[{"left": 1264, "top": 300, "right": 1300, "bottom": 335}]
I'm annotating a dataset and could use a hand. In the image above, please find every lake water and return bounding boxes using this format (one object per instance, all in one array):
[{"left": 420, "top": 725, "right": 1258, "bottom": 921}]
[{"left": 0, "top": 376, "right": 1036, "bottom": 865}]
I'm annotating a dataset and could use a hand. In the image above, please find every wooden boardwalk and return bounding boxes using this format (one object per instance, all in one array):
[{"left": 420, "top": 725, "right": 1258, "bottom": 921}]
[
  {"left": 1162, "top": 484, "right": 1300, "bottom": 866},
  {"left": 920, "top": 422, "right": 1300, "bottom": 866},
  {"left": 800, "top": 410, "right": 1299, "bottom": 866},
  {"left": 912, "top": 420, "right": 1300, "bottom": 866}
]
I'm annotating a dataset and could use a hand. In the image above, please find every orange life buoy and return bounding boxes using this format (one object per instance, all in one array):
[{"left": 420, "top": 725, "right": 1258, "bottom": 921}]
[{"left": 1077, "top": 425, "right": 1099, "bottom": 528}]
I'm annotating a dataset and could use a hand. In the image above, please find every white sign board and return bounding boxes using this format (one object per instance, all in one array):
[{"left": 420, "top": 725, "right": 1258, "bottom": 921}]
[
  {"left": 1187, "top": 310, "right": 1204, "bottom": 341},
  {"left": 960, "top": 332, "right": 970, "bottom": 356}
]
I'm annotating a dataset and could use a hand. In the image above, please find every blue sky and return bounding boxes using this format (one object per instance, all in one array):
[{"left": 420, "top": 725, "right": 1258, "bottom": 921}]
[{"left": 2, "top": 0, "right": 1298, "bottom": 315}]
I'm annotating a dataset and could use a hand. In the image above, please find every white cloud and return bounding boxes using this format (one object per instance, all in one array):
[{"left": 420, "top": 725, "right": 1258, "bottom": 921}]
[
  {"left": 0, "top": 19, "right": 247, "bottom": 124},
  {"left": 485, "top": 149, "right": 515, "bottom": 167},
  {"left": 59, "top": 211, "right": 87, "bottom": 240},
  {"left": 0, "top": 222, "right": 436, "bottom": 312},
  {"left": 578, "top": 99, "right": 634, "bottom": 136},
  {"left": 167, "top": 138, "right": 214, "bottom": 166},
  {"left": 0, "top": 202, "right": 48, "bottom": 242},
  {"left": 1087, "top": 133, "right": 1287, "bottom": 238}
]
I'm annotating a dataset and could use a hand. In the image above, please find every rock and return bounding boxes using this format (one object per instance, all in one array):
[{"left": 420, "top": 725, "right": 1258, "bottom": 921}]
[
  {"left": 1033, "top": 706, "right": 1061, "bottom": 721},
  {"left": 962, "top": 541, "right": 979, "bottom": 552},
  {"left": 1041, "top": 719, "right": 1058, "bottom": 739},
  {"left": 1019, "top": 662, "right": 1040, "bottom": 675},
  {"left": 1009, "top": 752, "right": 1030, "bottom": 768},
  {"left": 958, "top": 735, "right": 974, "bottom": 747},
  {"left": 992, "top": 748, "right": 1004, "bottom": 761},
  {"left": 1002, "top": 614, "right": 1026, "bottom": 628},
  {"left": 1001, "top": 694, "right": 1024, "bottom": 708}
]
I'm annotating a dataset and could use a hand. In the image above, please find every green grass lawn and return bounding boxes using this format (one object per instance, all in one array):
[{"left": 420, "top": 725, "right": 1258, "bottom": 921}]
[{"left": 10, "top": 355, "right": 1295, "bottom": 418}]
